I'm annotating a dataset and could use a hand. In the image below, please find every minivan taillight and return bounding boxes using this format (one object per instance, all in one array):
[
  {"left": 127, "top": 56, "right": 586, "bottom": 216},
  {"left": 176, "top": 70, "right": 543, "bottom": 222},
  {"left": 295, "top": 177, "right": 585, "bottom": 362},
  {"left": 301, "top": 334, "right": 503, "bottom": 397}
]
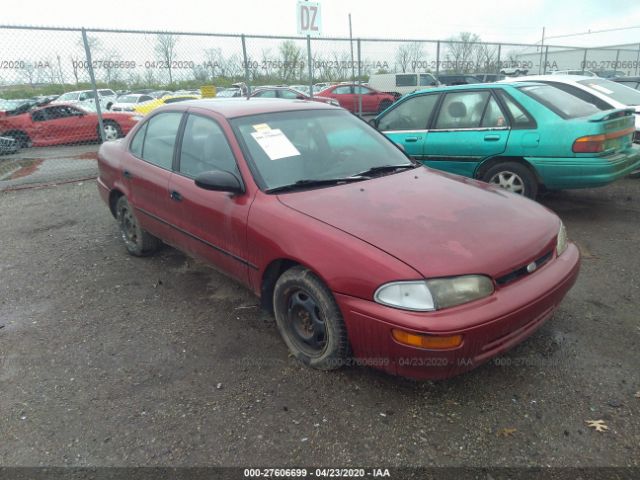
[{"left": 572, "top": 134, "right": 605, "bottom": 153}]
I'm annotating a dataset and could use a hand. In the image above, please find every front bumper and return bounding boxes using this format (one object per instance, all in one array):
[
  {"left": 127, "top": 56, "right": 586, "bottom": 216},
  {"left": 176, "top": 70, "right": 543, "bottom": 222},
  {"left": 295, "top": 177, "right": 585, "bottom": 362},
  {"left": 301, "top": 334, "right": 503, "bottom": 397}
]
[
  {"left": 527, "top": 147, "right": 640, "bottom": 189},
  {"left": 336, "top": 243, "right": 580, "bottom": 380}
]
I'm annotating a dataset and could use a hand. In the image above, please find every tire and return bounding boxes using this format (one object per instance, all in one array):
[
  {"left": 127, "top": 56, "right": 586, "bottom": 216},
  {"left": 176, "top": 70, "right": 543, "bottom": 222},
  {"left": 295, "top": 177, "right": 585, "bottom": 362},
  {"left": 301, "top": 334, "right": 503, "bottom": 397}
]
[
  {"left": 115, "top": 196, "right": 161, "bottom": 256},
  {"left": 106, "top": 102, "right": 113, "bottom": 110},
  {"left": 101, "top": 121, "right": 122, "bottom": 142},
  {"left": 273, "top": 266, "right": 349, "bottom": 370},
  {"left": 378, "top": 99, "right": 393, "bottom": 114},
  {"left": 481, "top": 161, "right": 538, "bottom": 199},
  {"left": 5, "top": 131, "right": 31, "bottom": 148}
]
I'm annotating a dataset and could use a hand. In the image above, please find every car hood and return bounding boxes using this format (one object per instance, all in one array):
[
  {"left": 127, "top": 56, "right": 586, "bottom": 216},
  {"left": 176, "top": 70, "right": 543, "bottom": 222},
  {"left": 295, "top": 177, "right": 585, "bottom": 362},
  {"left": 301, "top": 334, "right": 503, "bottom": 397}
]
[{"left": 277, "top": 168, "right": 560, "bottom": 279}]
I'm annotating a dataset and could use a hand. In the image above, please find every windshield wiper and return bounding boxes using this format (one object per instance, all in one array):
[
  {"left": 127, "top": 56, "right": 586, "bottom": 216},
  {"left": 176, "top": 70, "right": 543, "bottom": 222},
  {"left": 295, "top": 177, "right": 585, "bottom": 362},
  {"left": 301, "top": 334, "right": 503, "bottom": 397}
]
[
  {"left": 351, "top": 164, "right": 416, "bottom": 178},
  {"left": 265, "top": 177, "right": 367, "bottom": 194}
]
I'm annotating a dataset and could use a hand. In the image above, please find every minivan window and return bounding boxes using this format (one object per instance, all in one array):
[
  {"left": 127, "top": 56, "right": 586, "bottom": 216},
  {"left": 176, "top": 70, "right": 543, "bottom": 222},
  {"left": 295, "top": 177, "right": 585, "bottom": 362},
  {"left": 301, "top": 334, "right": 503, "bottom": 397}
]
[{"left": 396, "top": 74, "right": 417, "bottom": 87}]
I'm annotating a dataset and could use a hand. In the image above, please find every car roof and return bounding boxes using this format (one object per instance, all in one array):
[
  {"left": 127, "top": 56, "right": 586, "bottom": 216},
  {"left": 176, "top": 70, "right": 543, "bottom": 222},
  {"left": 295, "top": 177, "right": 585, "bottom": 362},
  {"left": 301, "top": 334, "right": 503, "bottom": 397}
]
[
  {"left": 175, "top": 98, "right": 337, "bottom": 117},
  {"left": 501, "top": 74, "right": 596, "bottom": 84},
  {"left": 413, "top": 81, "right": 542, "bottom": 95}
]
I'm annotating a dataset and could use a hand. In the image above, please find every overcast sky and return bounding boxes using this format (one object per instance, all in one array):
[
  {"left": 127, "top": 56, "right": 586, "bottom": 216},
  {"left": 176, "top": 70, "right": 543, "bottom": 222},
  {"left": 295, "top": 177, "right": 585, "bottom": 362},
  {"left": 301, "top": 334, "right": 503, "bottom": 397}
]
[{"left": 2, "top": 0, "right": 640, "bottom": 47}]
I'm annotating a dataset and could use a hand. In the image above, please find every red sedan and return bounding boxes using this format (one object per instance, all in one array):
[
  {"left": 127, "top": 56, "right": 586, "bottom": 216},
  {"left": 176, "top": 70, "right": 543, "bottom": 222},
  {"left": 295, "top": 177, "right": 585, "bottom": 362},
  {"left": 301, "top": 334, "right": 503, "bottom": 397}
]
[
  {"left": 316, "top": 84, "right": 396, "bottom": 114},
  {"left": 250, "top": 86, "right": 340, "bottom": 107},
  {"left": 0, "top": 102, "right": 140, "bottom": 148},
  {"left": 97, "top": 98, "right": 580, "bottom": 380}
]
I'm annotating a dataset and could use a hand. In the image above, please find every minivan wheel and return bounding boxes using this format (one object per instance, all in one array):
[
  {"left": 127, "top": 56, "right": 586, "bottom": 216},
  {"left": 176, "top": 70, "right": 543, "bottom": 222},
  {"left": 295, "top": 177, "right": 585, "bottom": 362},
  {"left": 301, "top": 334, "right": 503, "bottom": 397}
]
[
  {"left": 115, "top": 196, "right": 161, "bottom": 256},
  {"left": 482, "top": 162, "right": 538, "bottom": 199},
  {"left": 273, "top": 266, "right": 349, "bottom": 370}
]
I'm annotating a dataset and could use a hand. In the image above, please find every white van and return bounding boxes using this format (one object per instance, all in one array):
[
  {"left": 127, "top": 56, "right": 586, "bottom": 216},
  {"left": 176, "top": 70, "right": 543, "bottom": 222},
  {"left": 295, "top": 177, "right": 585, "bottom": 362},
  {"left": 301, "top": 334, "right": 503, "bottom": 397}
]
[{"left": 368, "top": 72, "right": 439, "bottom": 99}]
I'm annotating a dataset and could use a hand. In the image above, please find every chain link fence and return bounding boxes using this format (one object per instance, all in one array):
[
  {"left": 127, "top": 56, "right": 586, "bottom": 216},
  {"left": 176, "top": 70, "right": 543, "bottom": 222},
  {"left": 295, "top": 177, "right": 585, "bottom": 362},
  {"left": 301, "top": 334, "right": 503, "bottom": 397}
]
[{"left": 1, "top": 24, "right": 636, "bottom": 188}]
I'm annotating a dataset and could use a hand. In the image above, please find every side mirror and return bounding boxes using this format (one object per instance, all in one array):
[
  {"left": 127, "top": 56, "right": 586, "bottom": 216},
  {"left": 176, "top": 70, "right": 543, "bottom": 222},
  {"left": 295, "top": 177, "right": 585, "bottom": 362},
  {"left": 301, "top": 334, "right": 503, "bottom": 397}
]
[
  {"left": 194, "top": 170, "right": 243, "bottom": 194},
  {"left": 368, "top": 118, "right": 379, "bottom": 129}
]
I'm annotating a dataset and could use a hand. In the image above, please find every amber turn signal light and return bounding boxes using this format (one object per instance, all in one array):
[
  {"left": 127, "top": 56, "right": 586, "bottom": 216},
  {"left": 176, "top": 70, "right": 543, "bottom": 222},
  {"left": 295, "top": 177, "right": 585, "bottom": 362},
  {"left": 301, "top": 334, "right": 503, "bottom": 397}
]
[{"left": 391, "top": 329, "right": 463, "bottom": 349}]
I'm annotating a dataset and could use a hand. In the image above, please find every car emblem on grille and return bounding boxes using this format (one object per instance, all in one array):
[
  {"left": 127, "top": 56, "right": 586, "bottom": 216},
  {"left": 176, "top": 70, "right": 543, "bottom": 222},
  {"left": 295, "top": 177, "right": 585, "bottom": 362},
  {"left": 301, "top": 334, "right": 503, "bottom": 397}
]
[{"left": 526, "top": 262, "right": 537, "bottom": 273}]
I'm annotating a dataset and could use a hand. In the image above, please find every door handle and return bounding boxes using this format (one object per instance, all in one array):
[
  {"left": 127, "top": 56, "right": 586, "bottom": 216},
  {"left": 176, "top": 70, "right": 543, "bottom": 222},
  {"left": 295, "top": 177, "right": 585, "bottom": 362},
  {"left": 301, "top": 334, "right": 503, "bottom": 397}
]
[
  {"left": 123, "top": 169, "right": 132, "bottom": 179},
  {"left": 404, "top": 136, "right": 422, "bottom": 142},
  {"left": 170, "top": 190, "right": 182, "bottom": 202},
  {"left": 484, "top": 134, "right": 501, "bottom": 141}
]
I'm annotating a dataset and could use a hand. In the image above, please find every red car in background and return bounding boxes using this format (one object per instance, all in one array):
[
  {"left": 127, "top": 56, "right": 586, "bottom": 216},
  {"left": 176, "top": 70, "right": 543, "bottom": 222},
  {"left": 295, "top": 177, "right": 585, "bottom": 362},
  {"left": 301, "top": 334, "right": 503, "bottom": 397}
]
[
  {"left": 317, "top": 84, "right": 396, "bottom": 114},
  {"left": 96, "top": 98, "right": 580, "bottom": 380},
  {"left": 0, "top": 103, "right": 140, "bottom": 148},
  {"left": 250, "top": 86, "right": 340, "bottom": 107}
]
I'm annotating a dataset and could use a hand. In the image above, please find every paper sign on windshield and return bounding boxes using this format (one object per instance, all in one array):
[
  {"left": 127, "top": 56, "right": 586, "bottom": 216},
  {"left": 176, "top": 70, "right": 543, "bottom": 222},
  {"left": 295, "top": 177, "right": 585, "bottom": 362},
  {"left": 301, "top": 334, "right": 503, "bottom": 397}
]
[{"left": 251, "top": 129, "right": 301, "bottom": 160}]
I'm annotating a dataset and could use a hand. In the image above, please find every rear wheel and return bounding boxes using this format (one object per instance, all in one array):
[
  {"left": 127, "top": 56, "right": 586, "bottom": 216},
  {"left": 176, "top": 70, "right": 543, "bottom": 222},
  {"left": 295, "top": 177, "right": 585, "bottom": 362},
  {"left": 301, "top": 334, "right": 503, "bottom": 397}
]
[
  {"left": 115, "top": 196, "right": 161, "bottom": 256},
  {"left": 273, "top": 266, "right": 349, "bottom": 370},
  {"left": 482, "top": 162, "right": 538, "bottom": 199},
  {"left": 101, "top": 121, "right": 122, "bottom": 142}
]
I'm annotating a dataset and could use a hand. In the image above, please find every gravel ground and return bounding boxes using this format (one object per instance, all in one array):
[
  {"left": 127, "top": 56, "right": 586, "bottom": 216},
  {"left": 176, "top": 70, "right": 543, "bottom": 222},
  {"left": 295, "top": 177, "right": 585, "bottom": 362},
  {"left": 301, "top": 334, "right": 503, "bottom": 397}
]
[{"left": 0, "top": 178, "right": 639, "bottom": 468}]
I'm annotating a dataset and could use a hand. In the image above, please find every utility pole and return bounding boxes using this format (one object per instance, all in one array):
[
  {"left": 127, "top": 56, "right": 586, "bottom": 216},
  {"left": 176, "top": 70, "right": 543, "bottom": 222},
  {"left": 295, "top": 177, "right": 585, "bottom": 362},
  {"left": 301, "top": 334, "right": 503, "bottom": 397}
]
[
  {"left": 349, "top": 14, "right": 355, "bottom": 83},
  {"left": 539, "top": 26, "right": 545, "bottom": 74}
]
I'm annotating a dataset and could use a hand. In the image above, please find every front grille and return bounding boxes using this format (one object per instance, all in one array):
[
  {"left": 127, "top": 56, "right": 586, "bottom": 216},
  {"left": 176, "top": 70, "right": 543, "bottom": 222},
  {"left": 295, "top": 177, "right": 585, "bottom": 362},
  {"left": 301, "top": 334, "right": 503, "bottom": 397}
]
[{"left": 496, "top": 250, "right": 553, "bottom": 286}]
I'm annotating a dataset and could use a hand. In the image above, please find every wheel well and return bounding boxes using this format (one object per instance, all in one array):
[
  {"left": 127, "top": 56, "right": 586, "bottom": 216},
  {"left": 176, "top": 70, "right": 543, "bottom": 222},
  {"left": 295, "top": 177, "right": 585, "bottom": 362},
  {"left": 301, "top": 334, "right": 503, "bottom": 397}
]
[
  {"left": 2, "top": 129, "right": 30, "bottom": 140},
  {"left": 475, "top": 156, "right": 542, "bottom": 185},
  {"left": 260, "top": 259, "right": 301, "bottom": 313},
  {"left": 108, "top": 189, "right": 124, "bottom": 218}
]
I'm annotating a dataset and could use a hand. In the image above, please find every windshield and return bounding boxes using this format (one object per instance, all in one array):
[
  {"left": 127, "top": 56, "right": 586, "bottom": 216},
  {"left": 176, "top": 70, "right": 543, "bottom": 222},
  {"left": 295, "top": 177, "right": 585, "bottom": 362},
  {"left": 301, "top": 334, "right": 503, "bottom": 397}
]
[
  {"left": 578, "top": 78, "right": 640, "bottom": 106},
  {"left": 217, "top": 89, "right": 240, "bottom": 98},
  {"left": 57, "top": 92, "right": 79, "bottom": 101},
  {"left": 116, "top": 95, "right": 139, "bottom": 104},
  {"left": 231, "top": 109, "right": 412, "bottom": 191},
  {"left": 519, "top": 84, "right": 600, "bottom": 119}
]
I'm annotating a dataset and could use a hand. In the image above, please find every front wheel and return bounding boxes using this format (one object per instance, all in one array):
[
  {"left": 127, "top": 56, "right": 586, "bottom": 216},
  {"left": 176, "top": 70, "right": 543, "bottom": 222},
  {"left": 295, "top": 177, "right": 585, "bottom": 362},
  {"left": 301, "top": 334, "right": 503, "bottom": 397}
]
[
  {"left": 482, "top": 162, "right": 538, "bottom": 199},
  {"left": 115, "top": 196, "right": 161, "bottom": 256},
  {"left": 273, "top": 266, "right": 349, "bottom": 370}
]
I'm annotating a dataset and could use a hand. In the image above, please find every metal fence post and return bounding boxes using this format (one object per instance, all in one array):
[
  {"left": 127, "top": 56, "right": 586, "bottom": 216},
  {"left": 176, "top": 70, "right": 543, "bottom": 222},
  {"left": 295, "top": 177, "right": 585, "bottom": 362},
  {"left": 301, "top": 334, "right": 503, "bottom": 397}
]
[
  {"left": 81, "top": 28, "right": 105, "bottom": 142},
  {"left": 543, "top": 46, "right": 549, "bottom": 74},
  {"left": 614, "top": 49, "right": 620, "bottom": 71},
  {"left": 435, "top": 41, "right": 440, "bottom": 77},
  {"left": 581, "top": 49, "right": 588, "bottom": 74},
  {"left": 357, "top": 39, "right": 362, "bottom": 117},
  {"left": 636, "top": 44, "right": 640, "bottom": 76},
  {"left": 241, "top": 34, "right": 251, "bottom": 96},
  {"left": 307, "top": 36, "right": 313, "bottom": 98},
  {"left": 496, "top": 44, "right": 501, "bottom": 75}
]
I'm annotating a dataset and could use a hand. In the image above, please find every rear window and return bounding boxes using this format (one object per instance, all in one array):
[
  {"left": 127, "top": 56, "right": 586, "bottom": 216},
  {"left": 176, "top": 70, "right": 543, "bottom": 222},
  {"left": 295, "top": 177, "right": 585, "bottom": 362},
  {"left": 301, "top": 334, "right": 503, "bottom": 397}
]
[
  {"left": 578, "top": 78, "right": 640, "bottom": 106},
  {"left": 519, "top": 84, "right": 600, "bottom": 119}
]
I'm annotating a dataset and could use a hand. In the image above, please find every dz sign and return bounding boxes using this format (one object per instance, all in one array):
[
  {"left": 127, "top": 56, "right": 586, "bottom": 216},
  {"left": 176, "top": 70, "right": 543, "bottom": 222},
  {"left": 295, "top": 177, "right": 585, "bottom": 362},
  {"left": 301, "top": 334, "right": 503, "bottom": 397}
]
[{"left": 297, "top": 1, "right": 322, "bottom": 36}]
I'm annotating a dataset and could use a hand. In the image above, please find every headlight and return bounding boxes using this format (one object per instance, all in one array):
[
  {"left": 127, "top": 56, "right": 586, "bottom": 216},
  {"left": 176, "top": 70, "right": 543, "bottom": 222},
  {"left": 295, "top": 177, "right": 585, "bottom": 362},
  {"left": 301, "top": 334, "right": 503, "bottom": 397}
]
[
  {"left": 556, "top": 221, "right": 568, "bottom": 256},
  {"left": 374, "top": 281, "right": 435, "bottom": 311},
  {"left": 374, "top": 275, "right": 494, "bottom": 311}
]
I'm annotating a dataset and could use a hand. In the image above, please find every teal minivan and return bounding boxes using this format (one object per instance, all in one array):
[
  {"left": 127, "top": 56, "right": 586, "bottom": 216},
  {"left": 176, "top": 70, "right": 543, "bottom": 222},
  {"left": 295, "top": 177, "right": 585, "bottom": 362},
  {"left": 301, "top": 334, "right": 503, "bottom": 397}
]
[{"left": 371, "top": 82, "right": 640, "bottom": 198}]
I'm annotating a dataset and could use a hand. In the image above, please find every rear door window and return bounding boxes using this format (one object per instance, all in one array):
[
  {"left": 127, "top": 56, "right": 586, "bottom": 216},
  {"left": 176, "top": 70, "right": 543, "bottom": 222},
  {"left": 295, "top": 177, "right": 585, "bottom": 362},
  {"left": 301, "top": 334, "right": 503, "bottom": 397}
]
[{"left": 140, "top": 112, "right": 183, "bottom": 169}]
